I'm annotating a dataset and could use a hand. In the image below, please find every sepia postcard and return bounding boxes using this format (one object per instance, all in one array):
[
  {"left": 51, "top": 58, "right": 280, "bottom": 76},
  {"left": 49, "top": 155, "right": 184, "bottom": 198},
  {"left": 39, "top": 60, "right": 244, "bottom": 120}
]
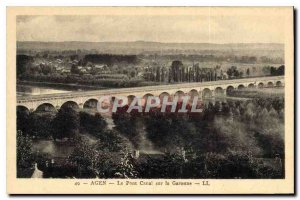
[{"left": 7, "top": 7, "right": 294, "bottom": 194}]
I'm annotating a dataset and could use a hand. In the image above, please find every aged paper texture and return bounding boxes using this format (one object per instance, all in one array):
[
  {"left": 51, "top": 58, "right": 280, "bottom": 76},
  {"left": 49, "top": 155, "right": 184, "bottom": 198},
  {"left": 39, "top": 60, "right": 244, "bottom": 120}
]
[{"left": 7, "top": 7, "right": 294, "bottom": 194}]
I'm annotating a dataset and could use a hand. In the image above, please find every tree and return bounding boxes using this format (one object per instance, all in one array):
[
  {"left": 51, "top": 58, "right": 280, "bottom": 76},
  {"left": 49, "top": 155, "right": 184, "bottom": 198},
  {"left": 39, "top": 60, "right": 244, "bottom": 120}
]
[
  {"left": 113, "top": 151, "right": 139, "bottom": 178},
  {"left": 243, "top": 103, "right": 255, "bottom": 122},
  {"left": 227, "top": 66, "right": 240, "bottom": 79},
  {"left": 95, "top": 130, "right": 131, "bottom": 152},
  {"left": 51, "top": 107, "right": 79, "bottom": 140},
  {"left": 17, "top": 107, "right": 30, "bottom": 134},
  {"left": 68, "top": 137, "right": 98, "bottom": 178},
  {"left": 40, "top": 64, "right": 53, "bottom": 75},
  {"left": 270, "top": 66, "right": 277, "bottom": 76},
  {"left": 29, "top": 113, "right": 54, "bottom": 139},
  {"left": 171, "top": 60, "right": 184, "bottom": 82},
  {"left": 277, "top": 65, "right": 285, "bottom": 75},
  {"left": 239, "top": 71, "right": 243, "bottom": 78},
  {"left": 17, "top": 55, "right": 33, "bottom": 78},
  {"left": 112, "top": 109, "right": 140, "bottom": 148},
  {"left": 246, "top": 68, "right": 250, "bottom": 77},
  {"left": 145, "top": 111, "right": 196, "bottom": 151},
  {"left": 71, "top": 64, "right": 80, "bottom": 74},
  {"left": 270, "top": 65, "right": 284, "bottom": 76},
  {"left": 17, "top": 130, "right": 34, "bottom": 177},
  {"left": 79, "top": 112, "right": 107, "bottom": 136}
]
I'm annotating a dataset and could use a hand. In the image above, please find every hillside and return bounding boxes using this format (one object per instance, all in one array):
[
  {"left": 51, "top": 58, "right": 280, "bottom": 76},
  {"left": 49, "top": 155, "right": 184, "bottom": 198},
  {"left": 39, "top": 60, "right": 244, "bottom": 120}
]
[{"left": 17, "top": 41, "right": 284, "bottom": 58}]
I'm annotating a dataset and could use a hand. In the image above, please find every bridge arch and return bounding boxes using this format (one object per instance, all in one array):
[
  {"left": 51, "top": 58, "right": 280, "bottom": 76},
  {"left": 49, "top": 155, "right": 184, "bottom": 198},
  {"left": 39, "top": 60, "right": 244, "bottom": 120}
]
[
  {"left": 202, "top": 88, "right": 212, "bottom": 98},
  {"left": 258, "top": 82, "right": 264, "bottom": 88},
  {"left": 142, "top": 93, "right": 154, "bottom": 106},
  {"left": 174, "top": 90, "right": 186, "bottom": 102},
  {"left": 267, "top": 82, "right": 274, "bottom": 88},
  {"left": 226, "top": 85, "right": 235, "bottom": 95},
  {"left": 248, "top": 83, "right": 255, "bottom": 88},
  {"left": 215, "top": 87, "right": 225, "bottom": 97},
  {"left": 238, "top": 84, "right": 245, "bottom": 90},
  {"left": 36, "top": 103, "right": 57, "bottom": 112},
  {"left": 127, "top": 95, "right": 136, "bottom": 105},
  {"left": 276, "top": 81, "right": 283, "bottom": 87},
  {"left": 143, "top": 93, "right": 154, "bottom": 100},
  {"left": 17, "top": 105, "right": 30, "bottom": 115},
  {"left": 61, "top": 101, "right": 80, "bottom": 111},
  {"left": 174, "top": 90, "right": 185, "bottom": 97},
  {"left": 83, "top": 98, "right": 98, "bottom": 109},
  {"left": 159, "top": 92, "right": 171, "bottom": 101},
  {"left": 188, "top": 89, "right": 199, "bottom": 97}
]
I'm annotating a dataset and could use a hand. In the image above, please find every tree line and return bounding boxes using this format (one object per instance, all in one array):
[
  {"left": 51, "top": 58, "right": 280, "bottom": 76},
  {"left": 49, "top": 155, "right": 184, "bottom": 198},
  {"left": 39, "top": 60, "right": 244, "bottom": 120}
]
[
  {"left": 17, "top": 94, "right": 284, "bottom": 178},
  {"left": 84, "top": 54, "right": 139, "bottom": 66}
]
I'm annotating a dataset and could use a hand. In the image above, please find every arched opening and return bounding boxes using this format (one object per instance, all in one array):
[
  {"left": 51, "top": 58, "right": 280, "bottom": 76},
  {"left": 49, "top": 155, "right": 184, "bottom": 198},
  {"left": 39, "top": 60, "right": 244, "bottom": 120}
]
[
  {"left": 188, "top": 89, "right": 199, "bottom": 97},
  {"left": 267, "top": 82, "right": 274, "bottom": 88},
  {"left": 188, "top": 89, "right": 199, "bottom": 103},
  {"left": 17, "top": 105, "right": 30, "bottom": 115},
  {"left": 159, "top": 92, "right": 171, "bottom": 102},
  {"left": 61, "top": 101, "right": 80, "bottom": 111},
  {"left": 143, "top": 93, "right": 154, "bottom": 100},
  {"left": 258, "top": 82, "right": 264, "bottom": 89},
  {"left": 248, "top": 83, "right": 255, "bottom": 88},
  {"left": 276, "top": 81, "right": 283, "bottom": 87},
  {"left": 127, "top": 95, "right": 136, "bottom": 105},
  {"left": 174, "top": 90, "right": 185, "bottom": 97},
  {"left": 202, "top": 88, "right": 212, "bottom": 98},
  {"left": 174, "top": 90, "right": 185, "bottom": 102},
  {"left": 226, "top": 86, "right": 234, "bottom": 95},
  {"left": 143, "top": 93, "right": 154, "bottom": 98},
  {"left": 238, "top": 84, "right": 245, "bottom": 90},
  {"left": 83, "top": 99, "right": 98, "bottom": 110},
  {"left": 36, "top": 103, "right": 57, "bottom": 113},
  {"left": 142, "top": 93, "right": 154, "bottom": 107},
  {"left": 215, "top": 87, "right": 224, "bottom": 97}
]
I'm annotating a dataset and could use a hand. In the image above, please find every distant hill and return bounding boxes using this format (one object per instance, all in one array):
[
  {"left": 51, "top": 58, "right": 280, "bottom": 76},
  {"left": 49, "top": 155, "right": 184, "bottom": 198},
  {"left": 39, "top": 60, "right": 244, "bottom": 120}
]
[{"left": 17, "top": 41, "right": 284, "bottom": 58}]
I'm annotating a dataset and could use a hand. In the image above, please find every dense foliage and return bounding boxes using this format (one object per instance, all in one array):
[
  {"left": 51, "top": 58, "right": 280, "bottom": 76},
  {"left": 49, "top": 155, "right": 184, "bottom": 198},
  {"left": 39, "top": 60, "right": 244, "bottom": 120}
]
[
  {"left": 17, "top": 93, "right": 284, "bottom": 178},
  {"left": 16, "top": 52, "right": 284, "bottom": 89},
  {"left": 84, "top": 54, "right": 139, "bottom": 66}
]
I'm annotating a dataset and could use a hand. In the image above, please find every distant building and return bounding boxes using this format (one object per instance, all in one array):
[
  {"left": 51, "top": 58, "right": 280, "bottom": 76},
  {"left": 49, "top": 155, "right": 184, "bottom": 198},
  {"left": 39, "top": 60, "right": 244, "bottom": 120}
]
[
  {"left": 80, "top": 69, "right": 87, "bottom": 73},
  {"left": 56, "top": 59, "right": 63, "bottom": 64},
  {"left": 95, "top": 64, "right": 108, "bottom": 71},
  {"left": 61, "top": 69, "right": 71, "bottom": 73}
]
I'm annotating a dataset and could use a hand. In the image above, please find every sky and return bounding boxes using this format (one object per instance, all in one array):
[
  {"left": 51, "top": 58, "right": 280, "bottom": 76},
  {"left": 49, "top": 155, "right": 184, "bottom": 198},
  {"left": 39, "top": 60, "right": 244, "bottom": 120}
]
[{"left": 16, "top": 14, "right": 285, "bottom": 43}]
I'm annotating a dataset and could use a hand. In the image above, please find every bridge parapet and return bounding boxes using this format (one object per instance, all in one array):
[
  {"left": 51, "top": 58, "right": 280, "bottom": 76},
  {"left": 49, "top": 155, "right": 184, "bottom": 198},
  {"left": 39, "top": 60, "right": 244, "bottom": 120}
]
[{"left": 17, "top": 76, "right": 284, "bottom": 111}]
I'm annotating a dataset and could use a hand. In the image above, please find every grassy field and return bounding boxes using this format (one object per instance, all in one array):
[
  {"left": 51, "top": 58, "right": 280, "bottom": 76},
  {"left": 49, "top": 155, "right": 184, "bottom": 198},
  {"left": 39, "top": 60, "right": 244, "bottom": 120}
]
[{"left": 230, "top": 88, "right": 284, "bottom": 98}]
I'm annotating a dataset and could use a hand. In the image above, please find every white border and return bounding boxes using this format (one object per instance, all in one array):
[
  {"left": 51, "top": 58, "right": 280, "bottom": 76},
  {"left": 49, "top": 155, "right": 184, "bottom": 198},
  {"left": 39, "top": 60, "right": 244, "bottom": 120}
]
[{"left": 1, "top": 0, "right": 298, "bottom": 199}]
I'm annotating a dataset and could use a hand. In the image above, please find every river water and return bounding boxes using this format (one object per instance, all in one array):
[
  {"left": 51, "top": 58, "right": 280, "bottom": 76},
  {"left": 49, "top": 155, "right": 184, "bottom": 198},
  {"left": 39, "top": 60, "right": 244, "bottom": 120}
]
[
  {"left": 17, "top": 85, "right": 72, "bottom": 96},
  {"left": 17, "top": 84, "right": 116, "bottom": 164}
]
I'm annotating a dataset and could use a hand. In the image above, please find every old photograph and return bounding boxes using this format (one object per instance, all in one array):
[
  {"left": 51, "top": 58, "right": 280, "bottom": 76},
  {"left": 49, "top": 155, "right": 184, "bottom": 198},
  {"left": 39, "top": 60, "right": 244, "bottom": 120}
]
[{"left": 7, "top": 7, "right": 294, "bottom": 194}]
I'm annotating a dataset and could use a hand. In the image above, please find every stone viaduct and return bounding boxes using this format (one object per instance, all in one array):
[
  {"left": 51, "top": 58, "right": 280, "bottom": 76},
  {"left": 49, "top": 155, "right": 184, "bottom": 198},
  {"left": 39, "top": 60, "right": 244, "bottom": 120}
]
[{"left": 17, "top": 76, "right": 284, "bottom": 112}]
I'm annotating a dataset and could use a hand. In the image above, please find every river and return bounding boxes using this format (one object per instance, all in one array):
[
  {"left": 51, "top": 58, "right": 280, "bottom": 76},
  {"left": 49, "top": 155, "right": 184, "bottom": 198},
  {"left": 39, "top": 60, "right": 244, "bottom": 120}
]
[{"left": 17, "top": 84, "right": 73, "bottom": 96}]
